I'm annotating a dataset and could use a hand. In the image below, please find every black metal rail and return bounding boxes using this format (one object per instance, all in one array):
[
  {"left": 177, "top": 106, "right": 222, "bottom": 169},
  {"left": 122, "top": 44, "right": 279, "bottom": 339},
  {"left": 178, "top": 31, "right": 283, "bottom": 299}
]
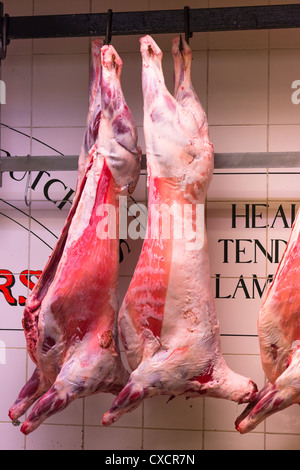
[{"left": 3, "top": 4, "right": 300, "bottom": 41}]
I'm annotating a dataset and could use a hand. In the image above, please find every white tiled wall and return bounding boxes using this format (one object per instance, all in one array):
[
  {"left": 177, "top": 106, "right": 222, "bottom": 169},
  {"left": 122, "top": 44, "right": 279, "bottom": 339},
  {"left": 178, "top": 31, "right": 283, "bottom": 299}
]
[{"left": 0, "top": 0, "right": 300, "bottom": 451}]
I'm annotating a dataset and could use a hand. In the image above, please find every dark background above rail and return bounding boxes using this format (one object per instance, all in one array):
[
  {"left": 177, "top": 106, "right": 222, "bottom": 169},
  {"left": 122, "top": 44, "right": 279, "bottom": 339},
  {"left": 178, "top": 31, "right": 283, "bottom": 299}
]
[{"left": 3, "top": 4, "right": 300, "bottom": 40}]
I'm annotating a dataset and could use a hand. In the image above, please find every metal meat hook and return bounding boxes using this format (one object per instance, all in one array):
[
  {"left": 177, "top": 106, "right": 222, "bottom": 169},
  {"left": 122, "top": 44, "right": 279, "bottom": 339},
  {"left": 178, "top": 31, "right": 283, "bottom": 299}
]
[
  {"left": 184, "top": 6, "right": 193, "bottom": 45},
  {"left": 179, "top": 7, "right": 193, "bottom": 53},
  {"left": 0, "top": 2, "right": 9, "bottom": 60},
  {"left": 104, "top": 9, "right": 113, "bottom": 45}
]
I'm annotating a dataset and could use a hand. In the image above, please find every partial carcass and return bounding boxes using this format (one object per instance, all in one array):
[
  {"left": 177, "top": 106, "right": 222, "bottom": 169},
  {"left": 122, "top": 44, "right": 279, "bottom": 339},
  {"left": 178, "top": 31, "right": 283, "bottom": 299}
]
[
  {"left": 9, "top": 42, "right": 141, "bottom": 435},
  {"left": 236, "top": 209, "right": 300, "bottom": 433},
  {"left": 102, "top": 35, "right": 257, "bottom": 426}
]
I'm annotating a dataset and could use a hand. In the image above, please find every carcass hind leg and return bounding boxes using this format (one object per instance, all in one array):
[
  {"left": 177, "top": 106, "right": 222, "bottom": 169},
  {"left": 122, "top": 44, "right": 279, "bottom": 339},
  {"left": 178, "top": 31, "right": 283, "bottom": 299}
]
[
  {"left": 20, "top": 378, "right": 77, "bottom": 435},
  {"left": 236, "top": 347, "right": 300, "bottom": 434},
  {"left": 102, "top": 373, "right": 149, "bottom": 426},
  {"left": 102, "top": 348, "right": 257, "bottom": 427},
  {"left": 9, "top": 367, "right": 51, "bottom": 422},
  {"left": 172, "top": 35, "right": 207, "bottom": 129}
]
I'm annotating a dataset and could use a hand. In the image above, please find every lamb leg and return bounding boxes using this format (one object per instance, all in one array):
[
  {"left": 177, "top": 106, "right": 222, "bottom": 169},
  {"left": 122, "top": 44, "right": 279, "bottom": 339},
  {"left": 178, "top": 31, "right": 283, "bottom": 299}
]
[
  {"left": 102, "top": 36, "right": 257, "bottom": 427},
  {"left": 9, "top": 44, "right": 140, "bottom": 434},
  {"left": 236, "top": 346, "right": 300, "bottom": 433}
]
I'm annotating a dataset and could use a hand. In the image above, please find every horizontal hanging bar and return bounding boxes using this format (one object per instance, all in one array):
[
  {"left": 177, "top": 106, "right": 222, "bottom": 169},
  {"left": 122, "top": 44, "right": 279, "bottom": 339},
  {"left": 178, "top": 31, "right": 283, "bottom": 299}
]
[
  {"left": 4, "top": 4, "right": 300, "bottom": 41},
  {"left": 214, "top": 152, "right": 300, "bottom": 169},
  {"left": 1, "top": 152, "right": 300, "bottom": 174}
]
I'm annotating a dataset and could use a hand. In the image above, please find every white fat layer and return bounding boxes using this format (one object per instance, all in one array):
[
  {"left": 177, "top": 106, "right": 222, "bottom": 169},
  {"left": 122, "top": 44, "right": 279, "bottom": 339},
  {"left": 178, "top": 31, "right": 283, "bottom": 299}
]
[
  {"left": 119, "top": 306, "right": 144, "bottom": 371},
  {"left": 36, "top": 301, "right": 64, "bottom": 381},
  {"left": 52, "top": 334, "right": 128, "bottom": 399},
  {"left": 160, "top": 235, "right": 220, "bottom": 354}
]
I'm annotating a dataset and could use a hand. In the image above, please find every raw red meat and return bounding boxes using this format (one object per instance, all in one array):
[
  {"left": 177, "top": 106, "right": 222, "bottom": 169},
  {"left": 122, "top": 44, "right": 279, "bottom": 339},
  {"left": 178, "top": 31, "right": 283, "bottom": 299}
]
[
  {"left": 236, "top": 209, "right": 300, "bottom": 433},
  {"left": 9, "top": 42, "right": 141, "bottom": 435},
  {"left": 102, "top": 35, "right": 257, "bottom": 426}
]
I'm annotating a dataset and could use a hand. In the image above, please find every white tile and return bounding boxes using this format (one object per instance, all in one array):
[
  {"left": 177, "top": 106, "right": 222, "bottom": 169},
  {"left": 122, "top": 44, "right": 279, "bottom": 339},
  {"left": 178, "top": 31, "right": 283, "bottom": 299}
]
[
  {"left": 214, "top": 283, "right": 264, "bottom": 337},
  {"left": 0, "top": 423, "right": 25, "bottom": 450},
  {"left": 32, "top": 54, "right": 89, "bottom": 127},
  {"left": 208, "top": 171, "right": 268, "bottom": 201},
  {"left": 266, "top": 433, "right": 300, "bottom": 451},
  {"left": 225, "top": 354, "right": 265, "bottom": 396},
  {"left": 31, "top": 126, "right": 86, "bottom": 157},
  {"left": 4, "top": 0, "right": 33, "bottom": 16},
  {"left": 33, "top": 37, "right": 89, "bottom": 55},
  {"left": 0, "top": 348, "right": 27, "bottom": 422},
  {"left": 25, "top": 423, "right": 83, "bottom": 450},
  {"left": 0, "top": 204, "right": 30, "bottom": 270},
  {"left": 205, "top": 397, "right": 244, "bottom": 432},
  {"left": 204, "top": 430, "right": 264, "bottom": 450},
  {"left": 209, "top": 125, "right": 267, "bottom": 154},
  {"left": 0, "top": 125, "right": 31, "bottom": 156},
  {"left": 208, "top": 50, "right": 268, "bottom": 125},
  {"left": 269, "top": 49, "right": 300, "bottom": 125},
  {"left": 33, "top": 0, "right": 89, "bottom": 14},
  {"left": 150, "top": 0, "right": 208, "bottom": 9},
  {"left": 84, "top": 425, "right": 142, "bottom": 450},
  {"left": 209, "top": 30, "right": 268, "bottom": 50},
  {"left": 0, "top": 297, "right": 25, "bottom": 331},
  {"left": 1, "top": 55, "right": 32, "bottom": 127},
  {"left": 266, "top": 402, "right": 300, "bottom": 435},
  {"left": 84, "top": 392, "right": 142, "bottom": 428},
  {"left": 0, "top": 330, "right": 26, "bottom": 349},
  {"left": 92, "top": 0, "right": 150, "bottom": 12},
  {"left": 143, "top": 394, "right": 204, "bottom": 430},
  {"left": 268, "top": 170, "right": 300, "bottom": 203},
  {"left": 207, "top": 125, "right": 268, "bottom": 201},
  {"left": 220, "top": 334, "right": 260, "bottom": 356},
  {"left": 208, "top": 177, "right": 268, "bottom": 206},
  {"left": 270, "top": 29, "right": 300, "bottom": 49},
  {"left": 143, "top": 428, "right": 203, "bottom": 450},
  {"left": 268, "top": 125, "right": 300, "bottom": 152},
  {"left": 6, "top": 40, "right": 33, "bottom": 55}
]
